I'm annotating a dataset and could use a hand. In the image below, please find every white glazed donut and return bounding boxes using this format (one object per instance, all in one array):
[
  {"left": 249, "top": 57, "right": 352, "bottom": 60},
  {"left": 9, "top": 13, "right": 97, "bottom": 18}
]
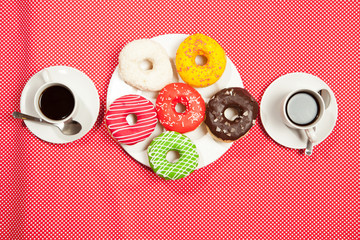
[{"left": 118, "top": 39, "right": 173, "bottom": 91}]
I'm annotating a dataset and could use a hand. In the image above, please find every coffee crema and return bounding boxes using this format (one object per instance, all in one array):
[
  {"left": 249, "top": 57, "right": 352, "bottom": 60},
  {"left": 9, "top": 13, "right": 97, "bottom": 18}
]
[
  {"left": 285, "top": 92, "right": 320, "bottom": 126},
  {"left": 39, "top": 85, "right": 75, "bottom": 120}
]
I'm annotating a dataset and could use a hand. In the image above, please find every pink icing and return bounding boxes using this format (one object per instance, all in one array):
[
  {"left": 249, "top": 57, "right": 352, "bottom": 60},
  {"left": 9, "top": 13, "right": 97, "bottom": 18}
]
[{"left": 106, "top": 95, "right": 157, "bottom": 145}]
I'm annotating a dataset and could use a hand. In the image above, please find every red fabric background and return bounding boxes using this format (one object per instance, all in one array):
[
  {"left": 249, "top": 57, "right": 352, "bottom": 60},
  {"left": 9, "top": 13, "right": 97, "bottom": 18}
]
[{"left": 2, "top": 1, "right": 359, "bottom": 239}]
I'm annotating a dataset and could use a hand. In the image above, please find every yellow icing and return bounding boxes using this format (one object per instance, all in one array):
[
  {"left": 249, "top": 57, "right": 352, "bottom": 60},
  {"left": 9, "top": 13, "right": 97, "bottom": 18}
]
[{"left": 175, "top": 33, "right": 226, "bottom": 88}]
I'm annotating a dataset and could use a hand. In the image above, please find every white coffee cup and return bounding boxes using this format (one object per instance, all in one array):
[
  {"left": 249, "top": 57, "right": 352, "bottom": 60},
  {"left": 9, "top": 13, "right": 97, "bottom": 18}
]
[
  {"left": 34, "top": 69, "right": 78, "bottom": 123},
  {"left": 281, "top": 88, "right": 330, "bottom": 144}
]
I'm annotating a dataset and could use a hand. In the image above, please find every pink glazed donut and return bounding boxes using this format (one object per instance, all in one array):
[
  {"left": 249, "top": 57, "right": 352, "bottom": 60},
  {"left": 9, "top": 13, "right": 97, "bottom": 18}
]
[{"left": 106, "top": 95, "right": 157, "bottom": 145}]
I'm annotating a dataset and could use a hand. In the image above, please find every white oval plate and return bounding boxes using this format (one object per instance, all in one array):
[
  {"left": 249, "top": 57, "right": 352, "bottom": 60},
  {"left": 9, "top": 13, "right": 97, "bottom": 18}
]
[
  {"left": 20, "top": 66, "right": 100, "bottom": 144},
  {"left": 107, "top": 34, "right": 244, "bottom": 169},
  {"left": 260, "top": 72, "right": 338, "bottom": 149}
]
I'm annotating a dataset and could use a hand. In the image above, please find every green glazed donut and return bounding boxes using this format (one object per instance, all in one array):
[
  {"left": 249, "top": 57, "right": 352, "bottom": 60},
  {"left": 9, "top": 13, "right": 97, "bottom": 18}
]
[{"left": 148, "top": 131, "right": 199, "bottom": 180}]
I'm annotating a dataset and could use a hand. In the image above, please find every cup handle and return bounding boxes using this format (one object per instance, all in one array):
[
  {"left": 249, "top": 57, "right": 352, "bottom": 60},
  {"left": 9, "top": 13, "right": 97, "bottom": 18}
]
[
  {"left": 305, "top": 127, "right": 316, "bottom": 143},
  {"left": 304, "top": 127, "right": 316, "bottom": 156},
  {"left": 41, "top": 69, "right": 51, "bottom": 83}
]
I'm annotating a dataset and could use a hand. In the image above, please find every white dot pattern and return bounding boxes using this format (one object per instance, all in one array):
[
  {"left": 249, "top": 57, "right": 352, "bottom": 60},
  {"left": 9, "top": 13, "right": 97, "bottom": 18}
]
[{"left": 2, "top": 1, "right": 359, "bottom": 239}]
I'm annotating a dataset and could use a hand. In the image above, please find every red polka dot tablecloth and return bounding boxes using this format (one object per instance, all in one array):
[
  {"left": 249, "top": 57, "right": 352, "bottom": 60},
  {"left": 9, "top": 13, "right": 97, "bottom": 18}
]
[{"left": 2, "top": 1, "right": 359, "bottom": 239}]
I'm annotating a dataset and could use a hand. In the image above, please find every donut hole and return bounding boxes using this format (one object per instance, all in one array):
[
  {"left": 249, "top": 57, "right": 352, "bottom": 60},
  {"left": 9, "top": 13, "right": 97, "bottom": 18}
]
[
  {"left": 224, "top": 107, "right": 242, "bottom": 121},
  {"left": 139, "top": 59, "right": 153, "bottom": 71},
  {"left": 166, "top": 150, "right": 180, "bottom": 164},
  {"left": 195, "top": 55, "right": 208, "bottom": 66},
  {"left": 126, "top": 113, "right": 137, "bottom": 125},
  {"left": 175, "top": 102, "right": 187, "bottom": 113}
]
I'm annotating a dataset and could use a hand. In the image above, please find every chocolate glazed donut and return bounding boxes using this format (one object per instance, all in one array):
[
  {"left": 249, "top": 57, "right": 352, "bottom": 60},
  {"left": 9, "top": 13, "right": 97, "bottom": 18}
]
[{"left": 205, "top": 88, "right": 259, "bottom": 142}]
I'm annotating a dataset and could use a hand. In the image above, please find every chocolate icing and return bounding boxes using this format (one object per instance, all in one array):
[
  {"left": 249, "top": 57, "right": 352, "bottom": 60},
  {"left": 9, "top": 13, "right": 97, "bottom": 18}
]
[{"left": 205, "top": 88, "right": 259, "bottom": 141}]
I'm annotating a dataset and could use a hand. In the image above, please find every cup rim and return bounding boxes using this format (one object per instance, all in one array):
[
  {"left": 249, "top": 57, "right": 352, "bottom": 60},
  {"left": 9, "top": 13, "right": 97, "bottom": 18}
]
[
  {"left": 282, "top": 88, "right": 325, "bottom": 130},
  {"left": 34, "top": 82, "right": 77, "bottom": 123}
]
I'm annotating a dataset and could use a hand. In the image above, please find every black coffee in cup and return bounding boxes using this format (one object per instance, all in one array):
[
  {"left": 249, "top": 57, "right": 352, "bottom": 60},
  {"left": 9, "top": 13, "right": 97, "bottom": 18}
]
[
  {"left": 285, "top": 92, "right": 320, "bottom": 126},
  {"left": 38, "top": 85, "right": 75, "bottom": 120}
]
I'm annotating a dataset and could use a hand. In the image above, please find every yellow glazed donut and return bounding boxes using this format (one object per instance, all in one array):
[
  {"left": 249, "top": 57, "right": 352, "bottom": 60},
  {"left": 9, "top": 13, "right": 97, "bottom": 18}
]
[{"left": 175, "top": 33, "right": 226, "bottom": 88}]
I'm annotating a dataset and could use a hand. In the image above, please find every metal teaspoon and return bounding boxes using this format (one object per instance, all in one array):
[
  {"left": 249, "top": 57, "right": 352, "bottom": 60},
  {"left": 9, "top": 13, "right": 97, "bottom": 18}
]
[{"left": 12, "top": 111, "right": 82, "bottom": 135}]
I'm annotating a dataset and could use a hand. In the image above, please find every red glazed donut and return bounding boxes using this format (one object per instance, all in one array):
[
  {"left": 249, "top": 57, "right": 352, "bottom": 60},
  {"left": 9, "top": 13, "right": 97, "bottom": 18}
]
[
  {"left": 105, "top": 94, "right": 157, "bottom": 145},
  {"left": 156, "top": 83, "right": 205, "bottom": 133}
]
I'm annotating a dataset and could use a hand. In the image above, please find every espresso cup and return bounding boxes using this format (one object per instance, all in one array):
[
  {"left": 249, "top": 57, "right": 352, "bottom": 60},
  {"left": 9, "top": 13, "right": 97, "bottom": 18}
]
[
  {"left": 281, "top": 89, "right": 327, "bottom": 143},
  {"left": 34, "top": 70, "right": 78, "bottom": 123}
]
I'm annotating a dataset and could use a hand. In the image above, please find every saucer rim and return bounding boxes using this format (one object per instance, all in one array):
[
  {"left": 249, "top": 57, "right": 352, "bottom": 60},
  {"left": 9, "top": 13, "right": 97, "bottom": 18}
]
[
  {"left": 260, "top": 72, "right": 338, "bottom": 149},
  {"left": 20, "top": 66, "right": 100, "bottom": 144}
]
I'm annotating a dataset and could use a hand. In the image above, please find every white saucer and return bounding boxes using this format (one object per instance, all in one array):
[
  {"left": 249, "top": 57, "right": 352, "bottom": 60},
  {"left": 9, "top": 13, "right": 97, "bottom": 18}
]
[
  {"left": 20, "top": 66, "right": 100, "bottom": 144},
  {"left": 107, "top": 34, "right": 244, "bottom": 169},
  {"left": 260, "top": 72, "right": 338, "bottom": 149}
]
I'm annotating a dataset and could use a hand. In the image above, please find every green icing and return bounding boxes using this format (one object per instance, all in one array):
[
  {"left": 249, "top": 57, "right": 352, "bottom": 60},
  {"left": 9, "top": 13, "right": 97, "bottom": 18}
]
[{"left": 147, "top": 131, "right": 199, "bottom": 180}]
